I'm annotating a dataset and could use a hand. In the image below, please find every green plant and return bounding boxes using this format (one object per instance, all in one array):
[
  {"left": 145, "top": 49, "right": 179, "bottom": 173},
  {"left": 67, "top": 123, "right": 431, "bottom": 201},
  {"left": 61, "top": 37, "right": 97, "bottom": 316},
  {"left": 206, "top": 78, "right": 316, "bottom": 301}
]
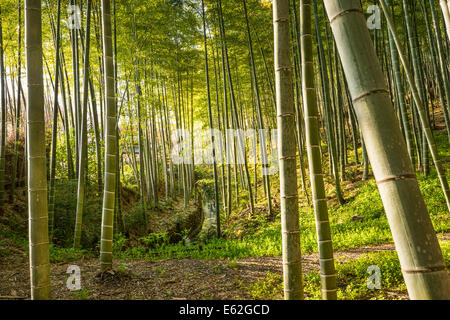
[
  {"left": 112, "top": 233, "right": 128, "bottom": 252},
  {"left": 225, "top": 259, "right": 240, "bottom": 269},
  {"left": 72, "top": 287, "right": 91, "bottom": 300},
  {"left": 49, "top": 245, "right": 88, "bottom": 263},
  {"left": 155, "top": 266, "right": 167, "bottom": 277},
  {"left": 122, "top": 203, "right": 148, "bottom": 237},
  {"left": 139, "top": 232, "right": 170, "bottom": 249},
  {"left": 247, "top": 272, "right": 283, "bottom": 300}
]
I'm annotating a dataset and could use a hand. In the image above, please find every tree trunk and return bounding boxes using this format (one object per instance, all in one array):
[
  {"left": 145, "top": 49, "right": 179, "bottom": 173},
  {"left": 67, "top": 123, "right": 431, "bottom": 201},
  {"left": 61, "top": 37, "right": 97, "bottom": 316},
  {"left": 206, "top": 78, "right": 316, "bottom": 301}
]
[
  {"left": 324, "top": 0, "right": 450, "bottom": 300},
  {"left": 25, "top": 0, "right": 51, "bottom": 300},
  {"left": 273, "top": 0, "right": 304, "bottom": 300},
  {"left": 100, "top": 0, "right": 117, "bottom": 272},
  {"left": 301, "top": 0, "right": 337, "bottom": 300}
]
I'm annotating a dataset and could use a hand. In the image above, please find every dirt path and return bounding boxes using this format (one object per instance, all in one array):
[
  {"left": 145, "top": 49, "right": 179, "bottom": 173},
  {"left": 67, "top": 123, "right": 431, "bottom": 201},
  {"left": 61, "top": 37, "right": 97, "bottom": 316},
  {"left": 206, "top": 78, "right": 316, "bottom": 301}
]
[{"left": 1, "top": 239, "right": 432, "bottom": 300}]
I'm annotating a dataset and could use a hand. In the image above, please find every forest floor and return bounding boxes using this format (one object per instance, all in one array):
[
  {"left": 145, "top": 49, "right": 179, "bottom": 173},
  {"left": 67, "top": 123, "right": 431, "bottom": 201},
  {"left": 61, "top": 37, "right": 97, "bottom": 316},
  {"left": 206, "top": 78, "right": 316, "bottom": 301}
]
[{"left": 1, "top": 234, "right": 449, "bottom": 300}]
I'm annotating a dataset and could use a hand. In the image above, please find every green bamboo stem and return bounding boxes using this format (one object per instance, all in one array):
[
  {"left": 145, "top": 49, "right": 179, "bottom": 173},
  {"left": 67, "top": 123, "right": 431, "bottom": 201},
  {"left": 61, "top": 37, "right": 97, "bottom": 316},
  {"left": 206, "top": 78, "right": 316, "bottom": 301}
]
[
  {"left": 325, "top": 0, "right": 450, "bottom": 300},
  {"left": 25, "top": 0, "right": 51, "bottom": 300},
  {"left": 100, "top": 0, "right": 117, "bottom": 272},
  {"left": 301, "top": 0, "right": 337, "bottom": 300},
  {"left": 273, "top": 0, "right": 304, "bottom": 300},
  {"left": 313, "top": 0, "right": 344, "bottom": 205},
  {"left": 402, "top": 0, "right": 429, "bottom": 174}
]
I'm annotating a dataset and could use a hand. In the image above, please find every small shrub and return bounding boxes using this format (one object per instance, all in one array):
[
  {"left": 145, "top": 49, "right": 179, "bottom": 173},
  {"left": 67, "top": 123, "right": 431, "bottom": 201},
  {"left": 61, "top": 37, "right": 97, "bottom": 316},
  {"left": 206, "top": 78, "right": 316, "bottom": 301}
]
[{"left": 122, "top": 203, "right": 148, "bottom": 236}]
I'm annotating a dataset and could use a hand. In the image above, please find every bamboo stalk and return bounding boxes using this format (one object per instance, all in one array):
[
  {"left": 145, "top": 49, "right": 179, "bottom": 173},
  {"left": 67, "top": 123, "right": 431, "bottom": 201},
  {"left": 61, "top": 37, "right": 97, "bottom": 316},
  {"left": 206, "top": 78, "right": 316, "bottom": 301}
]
[
  {"left": 273, "top": 0, "right": 304, "bottom": 300},
  {"left": 100, "top": 0, "right": 117, "bottom": 272},
  {"left": 325, "top": 0, "right": 450, "bottom": 300},
  {"left": 25, "top": 0, "right": 51, "bottom": 300},
  {"left": 301, "top": 0, "right": 337, "bottom": 300}
]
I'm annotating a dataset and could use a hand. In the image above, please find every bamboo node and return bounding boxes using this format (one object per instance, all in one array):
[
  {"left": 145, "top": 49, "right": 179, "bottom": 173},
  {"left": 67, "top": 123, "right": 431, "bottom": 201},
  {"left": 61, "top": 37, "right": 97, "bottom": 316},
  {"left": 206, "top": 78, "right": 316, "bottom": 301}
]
[
  {"left": 329, "top": 8, "right": 363, "bottom": 25},
  {"left": 277, "top": 113, "right": 295, "bottom": 117},
  {"left": 352, "top": 89, "right": 389, "bottom": 104},
  {"left": 376, "top": 173, "right": 416, "bottom": 185},
  {"left": 279, "top": 155, "right": 297, "bottom": 160},
  {"left": 281, "top": 194, "right": 298, "bottom": 199},
  {"left": 282, "top": 230, "right": 300, "bottom": 234},
  {"left": 282, "top": 259, "right": 302, "bottom": 266},
  {"left": 402, "top": 265, "right": 446, "bottom": 274}
]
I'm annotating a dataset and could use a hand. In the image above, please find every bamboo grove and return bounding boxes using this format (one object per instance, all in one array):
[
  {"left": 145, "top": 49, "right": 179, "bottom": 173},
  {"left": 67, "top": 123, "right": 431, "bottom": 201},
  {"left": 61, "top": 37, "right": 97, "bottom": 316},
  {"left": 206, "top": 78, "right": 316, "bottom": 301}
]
[{"left": 0, "top": 0, "right": 449, "bottom": 299}]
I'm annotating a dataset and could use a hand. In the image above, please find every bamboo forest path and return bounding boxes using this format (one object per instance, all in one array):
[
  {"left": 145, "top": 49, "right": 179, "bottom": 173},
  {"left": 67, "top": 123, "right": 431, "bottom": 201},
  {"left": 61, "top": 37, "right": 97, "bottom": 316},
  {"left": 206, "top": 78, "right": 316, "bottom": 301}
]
[{"left": 1, "top": 233, "right": 448, "bottom": 300}]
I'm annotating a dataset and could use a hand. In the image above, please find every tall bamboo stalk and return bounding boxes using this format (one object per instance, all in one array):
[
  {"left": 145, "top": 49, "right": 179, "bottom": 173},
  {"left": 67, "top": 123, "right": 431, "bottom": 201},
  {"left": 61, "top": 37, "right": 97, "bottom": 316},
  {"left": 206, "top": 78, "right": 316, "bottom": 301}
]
[
  {"left": 313, "top": 0, "right": 344, "bottom": 205},
  {"left": 301, "top": 0, "right": 337, "bottom": 300},
  {"left": 402, "top": 0, "right": 428, "bottom": 174},
  {"left": 217, "top": 0, "right": 255, "bottom": 215},
  {"left": 325, "top": 0, "right": 450, "bottom": 300},
  {"left": 100, "top": 0, "right": 117, "bottom": 272},
  {"left": 25, "top": 0, "right": 51, "bottom": 300},
  {"left": 273, "top": 0, "right": 303, "bottom": 300}
]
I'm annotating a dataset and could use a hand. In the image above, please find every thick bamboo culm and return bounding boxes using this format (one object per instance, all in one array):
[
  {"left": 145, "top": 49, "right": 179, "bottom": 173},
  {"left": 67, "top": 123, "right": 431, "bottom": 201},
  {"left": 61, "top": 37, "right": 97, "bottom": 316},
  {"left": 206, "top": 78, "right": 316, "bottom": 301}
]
[
  {"left": 273, "top": 0, "right": 304, "bottom": 300},
  {"left": 25, "top": 0, "right": 51, "bottom": 300},
  {"left": 324, "top": 0, "right": 450, "bottom": 300},
  {"left": 100, "top": 0, "right": 117, "bottom": 272}
]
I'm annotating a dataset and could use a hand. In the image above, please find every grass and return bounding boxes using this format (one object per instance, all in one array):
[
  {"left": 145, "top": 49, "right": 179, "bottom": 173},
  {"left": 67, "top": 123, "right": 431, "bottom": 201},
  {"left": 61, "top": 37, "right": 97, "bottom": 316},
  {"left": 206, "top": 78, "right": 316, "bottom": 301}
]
[
  {"left": 247, "top": 272, "right": 283, "bottom": 300},
  {"left": 72, "top": 287, "right": 91, "bottom": 300},
  {"left": 49, "top": 245, "right": 91, "bottom": 263}
]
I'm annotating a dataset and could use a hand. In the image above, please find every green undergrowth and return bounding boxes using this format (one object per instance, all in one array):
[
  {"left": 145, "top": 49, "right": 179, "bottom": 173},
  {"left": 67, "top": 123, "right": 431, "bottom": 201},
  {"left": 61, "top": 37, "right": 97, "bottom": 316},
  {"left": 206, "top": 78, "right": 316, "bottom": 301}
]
[
  {"left": 49, "top": 246, "right": 93, "bottom": 263},
  {"left": 113, "top": 173, "right": 449, "bottom": 261}
]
